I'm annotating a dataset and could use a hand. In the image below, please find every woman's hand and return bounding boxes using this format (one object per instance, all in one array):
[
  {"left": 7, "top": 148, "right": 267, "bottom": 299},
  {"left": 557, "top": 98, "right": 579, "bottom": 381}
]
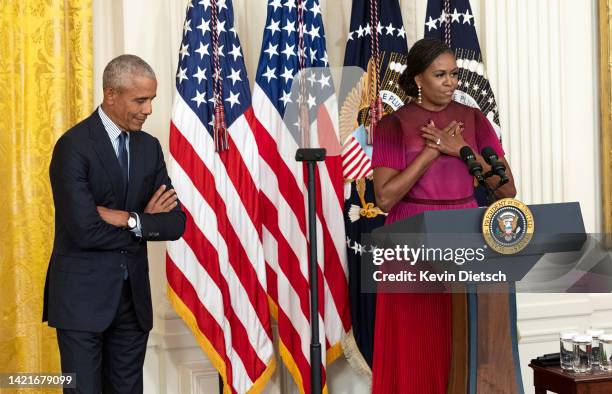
[
  {"left": 421, "top": 141, "right": 441, "bottom": 160},
  {"left": 420, "top": 120, "right": 466, "bottom": 158}
]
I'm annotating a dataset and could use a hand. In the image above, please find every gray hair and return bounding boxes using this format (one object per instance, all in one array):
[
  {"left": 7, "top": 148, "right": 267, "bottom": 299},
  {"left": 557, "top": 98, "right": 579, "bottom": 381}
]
[{"left": 102, "top": 54, "right": 156, "bottom": 90}]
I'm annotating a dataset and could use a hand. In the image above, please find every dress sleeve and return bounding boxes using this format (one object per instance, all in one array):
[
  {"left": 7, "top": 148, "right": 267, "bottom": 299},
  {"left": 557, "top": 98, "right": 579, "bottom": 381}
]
[
  {"left": 371, "top": 114, "right": 406, "bottom": 170},
  {"left": 474, "top": 110, "right": 505, "bottom": 158}
]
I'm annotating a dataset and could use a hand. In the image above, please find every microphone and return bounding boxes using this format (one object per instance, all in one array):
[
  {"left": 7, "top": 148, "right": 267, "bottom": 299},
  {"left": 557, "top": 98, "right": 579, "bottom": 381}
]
[
  {"left": 481, "top": 146, "right": 509, "bottom": 184},
  {"left": 459, "top": 146, "right": 484, "bottom": 183}
]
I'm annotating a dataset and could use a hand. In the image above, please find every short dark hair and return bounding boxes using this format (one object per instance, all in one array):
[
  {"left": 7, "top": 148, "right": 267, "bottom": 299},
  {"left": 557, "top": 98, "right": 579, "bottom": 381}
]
[
  {"left": 398, "top": 38, "right": 454, "bottom": 97},
  {"left": 102, "top": 54, "right": 156, "bottom": 91}
]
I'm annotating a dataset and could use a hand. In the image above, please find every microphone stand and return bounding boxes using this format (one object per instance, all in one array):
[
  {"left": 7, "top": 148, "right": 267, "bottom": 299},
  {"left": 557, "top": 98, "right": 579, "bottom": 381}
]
[
  {"left": 476, "top": 176, "right": 495, "bottom": 206},
  {"left": 480, "top": 172, "right": 509, "bottom": 205},
  {"left": 295, "top": 147, "right": 326, "bottom": 394}
]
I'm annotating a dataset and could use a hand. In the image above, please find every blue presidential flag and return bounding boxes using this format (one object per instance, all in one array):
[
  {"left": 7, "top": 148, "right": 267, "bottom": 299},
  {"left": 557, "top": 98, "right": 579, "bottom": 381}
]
[
  {"left": 424, "top": 0, "right": 502, "bottom": 207},
  {"left": 339, "top": 0, "right": 408, "bottom": 372},
  {"left": 424, "top": 0, "right": 501, "bottom": 139}
]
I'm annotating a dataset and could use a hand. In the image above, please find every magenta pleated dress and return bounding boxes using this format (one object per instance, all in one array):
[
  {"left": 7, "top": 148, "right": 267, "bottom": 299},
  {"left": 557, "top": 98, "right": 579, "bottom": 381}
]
[{"left": 370, "top": 101, "right": 504, "bottom": 394}]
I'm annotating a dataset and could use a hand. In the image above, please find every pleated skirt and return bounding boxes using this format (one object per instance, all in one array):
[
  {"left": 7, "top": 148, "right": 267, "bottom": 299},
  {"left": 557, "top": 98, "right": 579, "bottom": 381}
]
[{"left": 371, "top": 200, "right": 476, "bottom": 394}]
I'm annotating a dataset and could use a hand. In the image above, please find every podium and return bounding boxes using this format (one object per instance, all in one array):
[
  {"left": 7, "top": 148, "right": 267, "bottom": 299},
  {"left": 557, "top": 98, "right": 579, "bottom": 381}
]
[{"left": 370, "top": 202, "right": 586, "bottom": 394}]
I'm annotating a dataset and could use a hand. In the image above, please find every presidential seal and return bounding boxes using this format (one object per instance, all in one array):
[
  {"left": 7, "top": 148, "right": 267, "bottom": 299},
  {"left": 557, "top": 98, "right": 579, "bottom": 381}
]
[{"left": 482, "top": 198, "right": 534, "bottom": 254}]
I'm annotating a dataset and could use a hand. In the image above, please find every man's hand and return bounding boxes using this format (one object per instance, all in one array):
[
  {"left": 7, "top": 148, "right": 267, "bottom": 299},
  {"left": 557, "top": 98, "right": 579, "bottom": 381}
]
[
  {"left": 144, "top": 185, "right": 178, "bottom": 214},
  {"left": 97, "top": 206, "right": 130, "bottom": 227}
]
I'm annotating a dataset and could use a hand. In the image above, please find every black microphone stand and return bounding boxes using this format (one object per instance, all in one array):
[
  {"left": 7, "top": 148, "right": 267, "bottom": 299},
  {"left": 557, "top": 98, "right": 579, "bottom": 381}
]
[
  {"left": 295, "top": 147, "right": 326, "bottom": 394},
  {"left": 479, "top": 147, "right": 510, "bottom": 205},
  {"left": 480, "top": 172, "right": 509, "bottom": 205},
  {"left": 474, "top": 175, "right": 495, "bottom": 205}
]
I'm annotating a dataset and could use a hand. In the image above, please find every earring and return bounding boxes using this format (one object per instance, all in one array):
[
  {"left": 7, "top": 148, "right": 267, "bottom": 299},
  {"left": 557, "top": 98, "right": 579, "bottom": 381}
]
[{"left": 417, "top": 85, "right": 422, "bottom": 104}]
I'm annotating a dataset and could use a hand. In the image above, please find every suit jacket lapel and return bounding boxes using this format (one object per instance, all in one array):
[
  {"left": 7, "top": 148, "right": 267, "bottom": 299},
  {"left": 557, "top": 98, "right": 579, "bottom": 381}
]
[{"left": 89, "top": 111, "right": 127, "bottom": 208}]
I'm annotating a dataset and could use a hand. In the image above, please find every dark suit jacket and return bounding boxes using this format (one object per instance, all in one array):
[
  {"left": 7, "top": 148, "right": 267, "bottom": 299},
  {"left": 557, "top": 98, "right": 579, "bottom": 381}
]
[{"left": 43, "top": 110, "right": 186, "bottom": 332}]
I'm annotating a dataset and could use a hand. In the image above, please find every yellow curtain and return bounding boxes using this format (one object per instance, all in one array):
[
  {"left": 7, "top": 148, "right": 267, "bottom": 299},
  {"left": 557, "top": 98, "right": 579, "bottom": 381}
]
[{"left": 0, "top": 0, "right": 93, "bottom": 382}]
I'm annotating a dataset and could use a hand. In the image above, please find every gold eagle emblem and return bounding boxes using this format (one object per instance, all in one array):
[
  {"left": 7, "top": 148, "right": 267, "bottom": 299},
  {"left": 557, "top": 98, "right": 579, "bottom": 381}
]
[{"left": 340, "top": 52, "right": 409, "bottom": 221}]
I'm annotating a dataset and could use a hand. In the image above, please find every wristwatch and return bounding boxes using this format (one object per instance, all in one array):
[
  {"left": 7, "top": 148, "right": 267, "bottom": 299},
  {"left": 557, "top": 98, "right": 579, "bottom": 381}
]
[{"left": 127, "top": 212, "right": 138, "bottom": 230}]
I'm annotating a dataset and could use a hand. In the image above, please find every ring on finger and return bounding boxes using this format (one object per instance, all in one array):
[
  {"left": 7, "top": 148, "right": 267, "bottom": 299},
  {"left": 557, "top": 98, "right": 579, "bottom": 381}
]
[{"left": 436, "top": 138, "right": 441, "bottom": 145}]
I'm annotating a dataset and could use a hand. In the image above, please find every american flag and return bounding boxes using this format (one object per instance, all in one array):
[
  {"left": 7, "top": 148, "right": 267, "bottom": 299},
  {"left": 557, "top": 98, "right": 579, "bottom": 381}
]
[
  {"left": 166, "top": 1, "right": 276, "bottom": 393},
  {"left": 252, "top": 0, "right": 350, "bottom": 393}
]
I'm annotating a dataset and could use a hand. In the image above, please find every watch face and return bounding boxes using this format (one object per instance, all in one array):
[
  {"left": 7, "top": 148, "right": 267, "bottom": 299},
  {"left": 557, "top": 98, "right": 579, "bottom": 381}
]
[{"left": 128, "top": 216, "right": 137, "bottom": 228}]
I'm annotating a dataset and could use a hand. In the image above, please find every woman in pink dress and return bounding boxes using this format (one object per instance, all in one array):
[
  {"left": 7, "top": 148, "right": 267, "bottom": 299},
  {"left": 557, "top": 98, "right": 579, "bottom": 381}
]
[{"left": 371, "top": 39, "right": 517, "bottom": 393}]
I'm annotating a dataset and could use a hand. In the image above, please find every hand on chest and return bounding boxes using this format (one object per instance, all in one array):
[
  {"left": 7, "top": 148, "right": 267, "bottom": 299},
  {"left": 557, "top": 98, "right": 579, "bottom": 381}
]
[{"left": 403, "top": 114, "right": 477, "bottom": 151}]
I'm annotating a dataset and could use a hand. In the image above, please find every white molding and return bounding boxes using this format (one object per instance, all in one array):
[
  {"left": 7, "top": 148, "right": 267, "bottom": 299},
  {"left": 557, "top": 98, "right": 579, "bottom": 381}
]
[
  {"left": 178, "top": 360, "right": 219, "bottom": 394},
  {"left": 518, "top": 298, "right": 594, "bottom": 321},
  {"left": 517, "top": 294, "right": 612, "bottom": 342}
]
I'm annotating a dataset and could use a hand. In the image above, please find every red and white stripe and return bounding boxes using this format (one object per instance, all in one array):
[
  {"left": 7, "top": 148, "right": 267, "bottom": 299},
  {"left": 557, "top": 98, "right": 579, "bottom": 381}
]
[
  {"left": 167, "top": 93, "right": 275, "bottom": 394},
  {"left": 342, "top": 135, "right": 373, "bottom": 181},
  {"left": 251, "top": 84, "right": 350, "bottom": 394}
]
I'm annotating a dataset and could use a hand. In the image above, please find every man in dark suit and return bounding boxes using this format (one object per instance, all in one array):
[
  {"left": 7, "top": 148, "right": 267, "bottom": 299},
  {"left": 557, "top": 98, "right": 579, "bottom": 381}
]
[{"left": 44, "top": 54, "right": 186, "bottom": 393}]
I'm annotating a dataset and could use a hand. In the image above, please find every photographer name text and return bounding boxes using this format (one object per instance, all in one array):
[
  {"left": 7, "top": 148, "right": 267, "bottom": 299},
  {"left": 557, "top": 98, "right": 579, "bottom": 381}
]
[{"left": 373, "top": 270, "right": 507, "bottom": 283}]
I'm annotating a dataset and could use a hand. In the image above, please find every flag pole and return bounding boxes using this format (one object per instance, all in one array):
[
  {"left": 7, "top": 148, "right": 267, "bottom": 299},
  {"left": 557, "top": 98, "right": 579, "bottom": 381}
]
[
  {"left": 295, "top": 0, "right": 323, "bottom": 389},
  {"left": 295, "top": 148, "right": 326, "bottom": 394}
]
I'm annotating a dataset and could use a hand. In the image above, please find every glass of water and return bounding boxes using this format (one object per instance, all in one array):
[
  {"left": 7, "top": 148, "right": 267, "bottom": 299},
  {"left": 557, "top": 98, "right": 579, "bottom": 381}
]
[
  {"left": 560, "top": 332, "right": 578, "bottom": 370},
  {"left": 599, "top": 334, "right": 612, "bottom": 371},
  {"left": 587, "top": 329, "right": 605, "bottom": 369},
  {"left": 573, "top": 335, "right": 593, "bottom": 373}
]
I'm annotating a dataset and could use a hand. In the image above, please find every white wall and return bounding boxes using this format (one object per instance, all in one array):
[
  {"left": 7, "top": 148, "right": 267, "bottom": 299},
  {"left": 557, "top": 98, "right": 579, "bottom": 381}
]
[{"left": 92, "top": 1, "right": 609, "bottom": 393}]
